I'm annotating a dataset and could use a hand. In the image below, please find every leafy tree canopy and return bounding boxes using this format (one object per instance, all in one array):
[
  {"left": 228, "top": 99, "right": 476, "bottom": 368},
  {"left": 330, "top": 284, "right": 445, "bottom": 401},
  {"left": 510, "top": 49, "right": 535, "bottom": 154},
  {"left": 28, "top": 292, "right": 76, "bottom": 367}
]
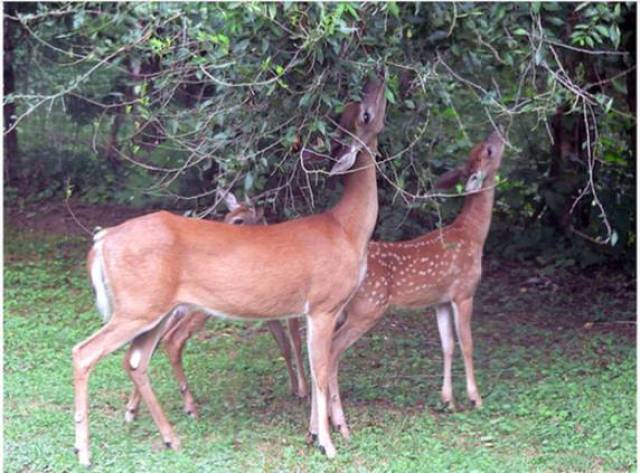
[{"left": 4, "top": 2, "right": 636, "bottom": 271}]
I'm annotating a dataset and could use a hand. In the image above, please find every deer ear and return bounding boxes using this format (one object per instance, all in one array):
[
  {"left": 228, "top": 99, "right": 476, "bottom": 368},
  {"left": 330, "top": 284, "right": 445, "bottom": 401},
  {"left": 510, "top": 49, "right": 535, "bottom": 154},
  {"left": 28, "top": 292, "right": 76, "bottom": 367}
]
[
  {"left": 434, "top": 167, "right": 464, "bottom": 189},
  {"left": 222, "top": 192, "right": 240, "bottom": 211},
  {"left": 329, "top": 146, "right": 359, "bottom": 175},
  {"left": 253, "top": 207, "right": 264, "bottom": 221}
]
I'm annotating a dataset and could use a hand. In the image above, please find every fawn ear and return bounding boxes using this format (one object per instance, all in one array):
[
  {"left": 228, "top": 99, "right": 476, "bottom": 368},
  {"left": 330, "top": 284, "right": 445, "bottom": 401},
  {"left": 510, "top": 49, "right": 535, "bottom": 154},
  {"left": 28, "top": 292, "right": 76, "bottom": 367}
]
[
  {"left": 222, "top": 191, "right": 240, "bottom": 211},
  {"left": 434, "top": 167, "right": 464, "bottom": 189},
  {"left": 253, "top": 207, "right": 264, "bottom": 222}
]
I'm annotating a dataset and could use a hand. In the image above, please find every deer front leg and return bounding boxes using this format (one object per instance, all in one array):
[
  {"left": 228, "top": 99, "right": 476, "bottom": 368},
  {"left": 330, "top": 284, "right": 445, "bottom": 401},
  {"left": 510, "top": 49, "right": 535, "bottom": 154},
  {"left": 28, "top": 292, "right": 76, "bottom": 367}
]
[
  {"left": 436, "top": 304, "right": 456, "bottom": 410},
  {"left": 306, "top": 311, "right": 339, "bottom": 458},
  {"left": 452, "top": 298, "right": 483, "bottom": 408}
]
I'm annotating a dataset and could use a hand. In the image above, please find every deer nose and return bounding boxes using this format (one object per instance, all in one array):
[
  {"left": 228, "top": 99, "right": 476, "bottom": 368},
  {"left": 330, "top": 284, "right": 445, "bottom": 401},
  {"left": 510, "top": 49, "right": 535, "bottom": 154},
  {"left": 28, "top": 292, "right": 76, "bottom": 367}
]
[{"left": 487, "top": 130, "right": 502, "bottom": 142}]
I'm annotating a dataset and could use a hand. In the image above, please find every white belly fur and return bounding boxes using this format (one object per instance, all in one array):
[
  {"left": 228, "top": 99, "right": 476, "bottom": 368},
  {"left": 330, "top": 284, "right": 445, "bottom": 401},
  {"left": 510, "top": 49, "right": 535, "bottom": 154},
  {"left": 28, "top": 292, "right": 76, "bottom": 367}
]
[{"left": 179, "top": 303, "right": 305, "bottom": 322}]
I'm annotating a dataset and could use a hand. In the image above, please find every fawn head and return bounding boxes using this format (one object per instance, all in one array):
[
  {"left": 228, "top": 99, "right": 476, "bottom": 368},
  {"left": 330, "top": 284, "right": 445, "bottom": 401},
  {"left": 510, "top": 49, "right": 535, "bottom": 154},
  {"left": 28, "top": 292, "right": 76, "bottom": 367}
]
[
  {"left": 221, "top": 192, "right": 264, "bottom": 225},
  {"left": 435, "top": 130, "right": 505, "bottom": 191}
]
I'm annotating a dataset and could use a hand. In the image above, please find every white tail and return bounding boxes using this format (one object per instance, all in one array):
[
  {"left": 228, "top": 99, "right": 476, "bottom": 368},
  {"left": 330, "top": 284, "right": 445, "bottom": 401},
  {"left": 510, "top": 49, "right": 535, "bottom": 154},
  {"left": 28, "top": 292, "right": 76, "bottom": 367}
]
[
  {"left": 123, "top": 194, "right": 308, "bottom": 424},
  {"left": 88, "top": 234, "right": 110, "bottom": 322},
  {"left": 326, "top": 131, "right": 505, "bottom": 438},
  {"left": 72, "top": 77, "right": 386, "bottom": 465}
]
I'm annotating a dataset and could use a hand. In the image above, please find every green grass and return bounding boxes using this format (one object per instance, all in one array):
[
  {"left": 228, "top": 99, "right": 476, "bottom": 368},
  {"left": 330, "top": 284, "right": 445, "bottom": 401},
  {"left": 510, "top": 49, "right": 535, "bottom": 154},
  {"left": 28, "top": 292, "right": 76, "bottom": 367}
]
[{"left": 4, "top": 226, "right": 636, "bottom": 472}]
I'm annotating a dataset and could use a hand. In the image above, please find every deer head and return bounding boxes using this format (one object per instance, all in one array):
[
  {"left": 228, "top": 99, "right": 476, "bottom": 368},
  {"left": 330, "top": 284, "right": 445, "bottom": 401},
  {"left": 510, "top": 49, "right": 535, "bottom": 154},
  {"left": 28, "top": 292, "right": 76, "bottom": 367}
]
[
  {"left": 329, "top": 76, "right": 386, "bottom": 175},
  {"left": 301, "top": 76, "right": 386, "bottom": 174},
  {"left": 435, "top": 130, "right": 505, "bottom": 191}
]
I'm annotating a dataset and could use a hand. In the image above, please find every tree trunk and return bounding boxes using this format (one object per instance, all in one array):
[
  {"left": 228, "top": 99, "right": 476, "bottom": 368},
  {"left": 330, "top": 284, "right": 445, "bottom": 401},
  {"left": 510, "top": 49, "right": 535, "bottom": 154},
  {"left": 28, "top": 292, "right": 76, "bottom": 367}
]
[{"left": 3, "top": 6, "right": 20, "bottom": 190}]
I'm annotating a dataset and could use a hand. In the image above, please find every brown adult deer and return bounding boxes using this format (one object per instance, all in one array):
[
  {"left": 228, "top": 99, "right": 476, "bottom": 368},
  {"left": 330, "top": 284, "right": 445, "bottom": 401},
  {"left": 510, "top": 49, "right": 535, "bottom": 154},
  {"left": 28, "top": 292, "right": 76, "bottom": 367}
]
[
  {"left": 123, "top": 193, "right": 308, "bottom": 425},
  {"left": 127, "top": 133, "right": 506, "bottom": 441},
  {"left": 72, "top": 76, "right": 386, "bottom": 465},
  {"left": 326, "top": 131, "right": 505, "bottom": 439}
]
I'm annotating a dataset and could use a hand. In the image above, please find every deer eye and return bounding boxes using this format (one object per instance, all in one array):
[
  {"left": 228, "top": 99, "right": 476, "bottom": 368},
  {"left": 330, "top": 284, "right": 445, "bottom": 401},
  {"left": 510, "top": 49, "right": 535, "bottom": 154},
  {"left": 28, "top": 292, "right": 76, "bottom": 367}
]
[
  {"left": 487, "top": 146, "right": 493, "bottom": 158},
  {"left": 363, "top": 111, "right": 371, "bottom": 124},
  {"left": 232, "top": 218, "right": 244, "bottom": 225}
]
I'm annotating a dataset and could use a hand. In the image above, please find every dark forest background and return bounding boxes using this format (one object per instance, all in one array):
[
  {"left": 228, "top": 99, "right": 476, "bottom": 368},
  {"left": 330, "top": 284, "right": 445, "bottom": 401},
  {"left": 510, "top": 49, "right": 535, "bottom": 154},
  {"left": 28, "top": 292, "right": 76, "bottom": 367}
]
[{"left": 4, "top": 2, "right": 636, "bottom": 274}]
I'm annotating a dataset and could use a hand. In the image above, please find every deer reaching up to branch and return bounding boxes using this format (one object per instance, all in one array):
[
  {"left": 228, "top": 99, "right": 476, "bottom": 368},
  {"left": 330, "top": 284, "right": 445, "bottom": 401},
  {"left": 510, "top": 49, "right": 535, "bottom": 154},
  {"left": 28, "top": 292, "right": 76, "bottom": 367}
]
[
  {"left": 72, "top": 76, "right": 386, "bottom": 465},
  {"left": 327, "top": 131, "right": 505, "bottom": 439},
  {"left": 122, "top": 192, "right": 308, "bottom": 425}
]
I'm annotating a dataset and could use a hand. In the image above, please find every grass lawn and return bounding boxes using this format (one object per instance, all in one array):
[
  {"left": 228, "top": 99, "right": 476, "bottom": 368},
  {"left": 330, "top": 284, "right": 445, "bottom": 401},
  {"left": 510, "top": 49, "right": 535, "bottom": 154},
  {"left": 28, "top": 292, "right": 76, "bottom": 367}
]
[{"left": 4, "top": 223, "right": 636, "bottom": 472}]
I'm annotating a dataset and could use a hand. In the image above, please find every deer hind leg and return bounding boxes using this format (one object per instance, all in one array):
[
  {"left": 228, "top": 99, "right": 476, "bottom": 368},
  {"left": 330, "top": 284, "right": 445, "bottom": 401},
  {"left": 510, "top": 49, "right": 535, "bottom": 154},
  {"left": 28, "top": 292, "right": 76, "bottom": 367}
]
[
  {"left": 124, "top": 313, "right": 181, "bottom": 451},
  {"left": 72, "top": 317, "right": 160, "bottom": 466},
  {"left": 306, "top": 311, "right": 339, "bottom": 458},
  {"left": 287, "top": 317, "right": 308, "bottom": 398},
  {"left": 162, "top": 312, "right": 207, "bottom": 418},
  {"left": 124, "top": 387, "right": 142, "bottom": 423},
  {"left": 123, "top": 312, "right": 205, "bottom": 422},
  {"left": 436, "top": 304, "right": 456, "bottom": 410},
  {"left": 452, "top": 298, "right": 482, "bottom": 408},
  {"left": 123, "top": 316, "right": 180, "bottom": 424},
  {"left": 328, "top": 305, "right": 384, "bottom": 440}
]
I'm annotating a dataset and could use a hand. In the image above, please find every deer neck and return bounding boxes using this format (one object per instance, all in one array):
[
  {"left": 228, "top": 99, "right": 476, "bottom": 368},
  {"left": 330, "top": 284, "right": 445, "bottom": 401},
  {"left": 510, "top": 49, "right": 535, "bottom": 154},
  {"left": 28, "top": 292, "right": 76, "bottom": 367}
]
[
  {"left": 454, "top": 171, "right": 497, "bottom": 243},
  {"left": 330, "top": 149, "right": 379, "bottom": 252}
]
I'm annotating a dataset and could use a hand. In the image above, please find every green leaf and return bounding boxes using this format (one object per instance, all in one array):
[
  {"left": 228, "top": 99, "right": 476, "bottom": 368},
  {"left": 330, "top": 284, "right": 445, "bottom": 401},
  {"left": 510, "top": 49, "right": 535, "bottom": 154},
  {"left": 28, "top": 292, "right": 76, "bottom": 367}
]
[
  {"left": 595, "top": 25, "right": 610, "bottom": 39},
  {"left": 513, "top": 28, "right": 528, "bottom": 36},
  {"left": 542, "top": 2, "right": 561, "bottom": 11},
  {"left": 244, "top": 172, "right": 254, "bottom": 192},
  {"left": 610, "top": 24, "right": 621, "bottom": 48},
  {"left": 388, "top": 2, "right": 400, "bottom": 18},
  {"left": 534, "top": 48, "right": 543, "bottom": 65},
  {"left": 384, "top": 88, "right": 397, "bottom": 105}
]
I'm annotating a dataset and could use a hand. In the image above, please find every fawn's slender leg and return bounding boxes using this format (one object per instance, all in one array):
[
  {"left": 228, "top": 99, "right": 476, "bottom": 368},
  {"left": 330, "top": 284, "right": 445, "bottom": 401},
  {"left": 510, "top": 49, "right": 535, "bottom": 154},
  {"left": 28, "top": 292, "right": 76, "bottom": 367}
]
[
  {"left": 286, "top": 318, "right": 308, "bottom": 397},
  {"left": 267, "top": 320, "right": 299, "bottom": 397},
  {"left": 327, "top": 305, "right": 384, "bottom": 440},
  {"left": 436, "top": 303, "right": 456, "bottom": 409},
  {"left": 163, "top": 313, "right": 207, "bottom": 417},
  {"left": 453, "top": 298, "right": 482, "bottom": 407}
]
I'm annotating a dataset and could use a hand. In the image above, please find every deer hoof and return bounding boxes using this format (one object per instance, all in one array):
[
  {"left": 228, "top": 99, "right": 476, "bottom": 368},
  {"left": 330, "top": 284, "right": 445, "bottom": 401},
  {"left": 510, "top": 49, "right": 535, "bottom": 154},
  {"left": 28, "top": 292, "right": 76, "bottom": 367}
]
[
  {"left": 124, "top": 409, "right": 136, "bottom": 423},
  {"left": 184, "top": 403, "right": 199, "bottom": 419},
  {"left": 321, "top": 442, "right": 337, "bottom": 458},
  {"left": 339, "top": 425, "right": 351, "bottom": 441},
  {"left": 437, "top": 401, "right": 455, "bottom": 413},
  {"left": 305, "top": 432, "right": 317, "bottom": 445},
  {"left": 470, "top": 399, "right": 483, "bottom": 409},
  {"left": 77, "top": 451, "right": 91, "bottom": 467}
]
